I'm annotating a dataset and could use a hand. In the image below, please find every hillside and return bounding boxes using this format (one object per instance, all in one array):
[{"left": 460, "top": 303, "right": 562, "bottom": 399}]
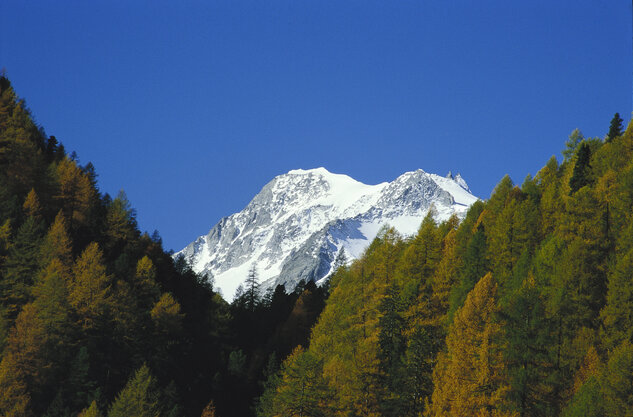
[
  {"left": 2, "top": 74, "right": 632, "bottom": 417},
  {"left": 258, "top": 115, "right": 633, "bottom": 417}
]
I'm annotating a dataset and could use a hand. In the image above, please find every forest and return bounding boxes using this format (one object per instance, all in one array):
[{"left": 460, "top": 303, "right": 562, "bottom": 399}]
[{"left": 1, "top": 74, "right": 633, "bottom": 416}]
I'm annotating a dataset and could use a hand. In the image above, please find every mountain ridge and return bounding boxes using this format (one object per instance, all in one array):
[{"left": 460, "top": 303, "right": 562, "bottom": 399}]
[{"left": 175, "top": 167, "right": 479, "bottom": 299}]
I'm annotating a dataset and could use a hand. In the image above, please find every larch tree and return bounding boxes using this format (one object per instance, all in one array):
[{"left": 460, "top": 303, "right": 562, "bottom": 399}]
[
  {"left": 54, "top": 157, "right": 95, "bottom": 234},
  {"left": 104, "top": 191, "right": 138, "bottom": 256},
  {"left": 269, "top": 346, "right": 331, "bottom": 417},
  {"left": 150, "top": 292, "right": 184, "bottom": 336},
  {"left": 0, "top": 304, "right": 47, "bottom": 416},
  {"left": 22, "top": 188, "right": 42, "bottom": 221},
  {"left": 133, "top": 256, "right": 160, "bottom": 311},
  {"left": 107, "top": 364, "right": 162, "bottom": 417},
  {"left": 429, "top": 229, "right": 459, "bottom": 322},
  {"left": 78, "top": 401, "right": 103, "bottom": 417},
  {"left": 39, "top": 211, "right": 73, "bottom": 277},
  {"left": 448, "top": 223, "right": 488, "bottom": 318},
  {"left": 400, "top": 212, "right": 441, "bottom": 292},
  {"left": 70, "top": 242, "right": 113, "bottom": 329},
  {"left": 200, "top": 400, "right": 217, "bottom": 417},
  {"left": 600, "top": 340, "right": 633, "bottom": 417},
  {"left": 428, "top": 272, "right": 514, "bottom": 417},
  {"left": 563, "top": 129, "right": 584, "bottom": 163},
  {"left": 601, "top": 248, "right": 633, "bottom": 350}
]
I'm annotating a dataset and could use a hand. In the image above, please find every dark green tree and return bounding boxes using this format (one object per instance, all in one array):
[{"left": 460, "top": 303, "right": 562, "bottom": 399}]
[
  {"left": 607, "top": 112, "right": 623, "bottom": 142},
  {"left": 601, "top": 248, "right": 633, "bottom": 350},
  {"left": 243, "top": 265, "right": 260, "bottom": 312},
  {"left": 107, "top": 364, "right": 162, "bottom": 417},
  {"left": 500, "top": 273, "right": 558, "bottom": 417},
  {"left": 1, "top": 216, "right": 44, "bottom": 319},
  {"left": 377, "top": 283, "right": 407, "bottom": 416},
  {"left": 448, "top": 223, "right": 488, "bottom": 318},
  {"left": 569, "top": 142, "right": 592, "bottom": 194}
]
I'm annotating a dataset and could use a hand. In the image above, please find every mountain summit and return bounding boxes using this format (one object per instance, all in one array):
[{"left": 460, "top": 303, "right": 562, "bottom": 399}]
[{"left": 175, "top": 168, "right": 478, "bottom": 299}]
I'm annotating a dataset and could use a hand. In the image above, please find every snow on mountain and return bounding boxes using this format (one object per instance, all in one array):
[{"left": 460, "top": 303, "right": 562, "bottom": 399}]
[{"left": 174, "top": 168, "right": 479, "bottom": 300}]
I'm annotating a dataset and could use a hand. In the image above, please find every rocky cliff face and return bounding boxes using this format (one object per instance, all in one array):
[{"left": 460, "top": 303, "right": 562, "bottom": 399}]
[{"left": 175, "top": 167, "right": 478, "bottom": 299}]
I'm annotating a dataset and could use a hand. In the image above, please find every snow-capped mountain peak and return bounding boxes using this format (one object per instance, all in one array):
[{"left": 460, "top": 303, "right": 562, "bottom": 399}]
[{"left": 175, "top": 168, "right": 479, "bottom": 299}]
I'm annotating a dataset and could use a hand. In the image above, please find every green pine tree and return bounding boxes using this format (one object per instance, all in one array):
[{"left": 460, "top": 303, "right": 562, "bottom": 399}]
[
  {"left": 569, "top": 142, "right": 592, "bottom": 194},
  {"left": 107, "top": 364, "right": 162, "bottom": 417},
  {"left": 606, "top": 112, "right": 624, "bottom": 142},
  {"left": 1, "top": 216, "right": 44, "bottom": 318},
  {"left": 268, "top": 346, "right": 331, "bottom": 417},
  {"left": 448, "top": 223, "right": 488, "bottom": 318}
]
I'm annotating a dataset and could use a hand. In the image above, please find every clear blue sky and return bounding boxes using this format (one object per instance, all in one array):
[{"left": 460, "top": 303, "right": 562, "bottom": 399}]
[{"left": 1, "top": 1, "right": 631, "bottom": 251}]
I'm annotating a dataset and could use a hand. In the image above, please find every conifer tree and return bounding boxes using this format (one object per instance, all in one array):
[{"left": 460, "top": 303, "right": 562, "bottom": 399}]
[
  {"left": 107, "top": 364, "right": 162, "bottom": 417},
  {"left": 63, "top": 346, "right": 99, "bottom": 414},
  {"left": 428, "top": 273, "right": 511, "bottom": 417},
  {"left": 39, "top": 211, "right": 73, "bottom": 275},
  {"left": 54, "top": 157, "right": 95, "bottom": 234},
  {"left": 448, "top": 223, "right": 488, "bottom": 318},
  {"left": 79, "top": 401, "right": 103, "bottom": 417},
  {"left": 377, "top": 283, "right": 407, "bottom": 416},
  {"left": 200, "top": 400, "right": 217, "bottom": 417},
  {"left": 268, "top": 346, "right": 331, "bottom": 417},
  {"left": 277, "top": 288, "right": 325, "bottom": 354},
  {"left": 561, "top": 376, "right": 603, "bottom": 417},
  {"left": 572, "top": 346, "right": 601, "bottom": 396},
  {"left": 569, "top": 142, "right": 592, "bottom": 194},
  {"left": 70, "top": 242, "right": 112, "bottom": 329},
  {"left": 0, "top": 304, "right": 46, "bottom": 416},
  {"left": 401, "top": 212, "right": 441, "bottom": 290},
  {"left": 244, "top": 265, "right": 260, "bottom": 312},
  {"left": 601, "top": 248, "right": 633, "bottom": 350},
  {"left": 563, "top": 129, "right": 584, "bottom": 162},
  {"left": 601, "top": 340, "right": 633, "bottom": 417},
  {"left": 0, "top": 75, "right": 17, "bottom": 130},
  {"left": 500, "top": 272, "right": 557, "bottom": 417},
  {"left": 428, "top": 229, "right": 459, "bottom": 322},
  {"left": 104, "top": 191, "right": 138, "bottom": 256},
  {"left": 1, "top": 216, "right": 44, "bottom": 318},
  {"left": 489, "top": 197, "right": 519, "bottom": 278},
  {"left": 32, "top": 259, "right": 73, "bottom": 356},
  {"left": 606, "top": 112, "right": 623, "bottom": 142},
  {"left": 22, "top": 188, "right": 42, "bottom": 220},
  {"left": 0, "top": 218, "right": 10, "bottom": 259},
  {"left": 133, "top": 256, "right": 160, "bottom": 310},
  {"left": 536, "top": 156, "right": 562, "bottom": 235},
  {"left": 150, "top": 293, "right": 184, "bottom": 335},
  {"left": 485, "top": 175, "right": 514, "bottom": 224}
]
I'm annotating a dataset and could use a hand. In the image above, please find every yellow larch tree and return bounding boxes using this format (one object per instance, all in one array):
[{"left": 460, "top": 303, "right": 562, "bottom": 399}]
[{"left": 428, "top": 272, "right": 515, "bottom": 417}]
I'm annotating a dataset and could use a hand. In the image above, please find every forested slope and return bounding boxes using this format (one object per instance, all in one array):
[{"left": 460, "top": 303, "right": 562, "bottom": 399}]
[
  {"left": 259, "top": 114, "right": 633, "bottom": 417},
  {"left": 0, "top": 76, "right": 332, "bottom": 417},
  {"left": 3, "top": 73, "right": 632, "bottom": 417}
]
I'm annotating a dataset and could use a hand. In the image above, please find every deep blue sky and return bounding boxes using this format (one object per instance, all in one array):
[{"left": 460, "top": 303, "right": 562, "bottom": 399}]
[{"left": 1, "top": 1, "right": 631, "bottom": 251}]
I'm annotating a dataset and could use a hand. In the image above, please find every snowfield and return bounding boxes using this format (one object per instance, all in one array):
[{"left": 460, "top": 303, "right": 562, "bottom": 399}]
[{"left": 174, "top": 168, "right": 479, "bottom": 300}]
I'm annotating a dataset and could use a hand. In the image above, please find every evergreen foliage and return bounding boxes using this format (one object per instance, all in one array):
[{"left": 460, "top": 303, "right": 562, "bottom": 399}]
[
  {"left": 107, "top": 365, "right": 162, "bottom": 417},
  {"left": 607, "top": 112, "right": 623, "bottom": 142},
  {"left": 569, "top": 142, "right": 592, "bottom": 194}
]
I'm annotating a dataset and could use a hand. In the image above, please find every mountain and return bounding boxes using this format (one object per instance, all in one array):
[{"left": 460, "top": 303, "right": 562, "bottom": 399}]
[{"left": 174, "top": 168, "right": 479, "bottom": 299}]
